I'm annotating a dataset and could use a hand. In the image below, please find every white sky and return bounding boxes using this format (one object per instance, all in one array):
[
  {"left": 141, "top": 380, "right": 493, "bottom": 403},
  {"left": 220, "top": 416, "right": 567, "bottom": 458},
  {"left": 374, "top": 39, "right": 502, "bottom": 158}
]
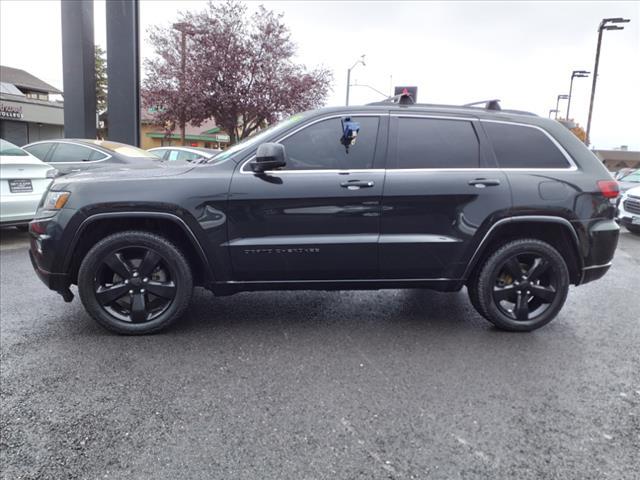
[{"left": 1, "top": 0, "right": 638, "bottom": 150}]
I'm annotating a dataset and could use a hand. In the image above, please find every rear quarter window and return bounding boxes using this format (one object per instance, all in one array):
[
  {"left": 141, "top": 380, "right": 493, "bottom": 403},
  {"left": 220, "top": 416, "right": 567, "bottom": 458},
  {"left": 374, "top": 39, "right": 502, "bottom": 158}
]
[{"left": 483, "top": 122, "right": 571, "bottom": 169}]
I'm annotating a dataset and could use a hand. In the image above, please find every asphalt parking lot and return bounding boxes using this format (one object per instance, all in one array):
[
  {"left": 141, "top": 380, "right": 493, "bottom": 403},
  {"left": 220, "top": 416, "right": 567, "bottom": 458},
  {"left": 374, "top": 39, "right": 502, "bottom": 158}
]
[{"left": 1, "top": 228, "right": 638, "bottom": 480}]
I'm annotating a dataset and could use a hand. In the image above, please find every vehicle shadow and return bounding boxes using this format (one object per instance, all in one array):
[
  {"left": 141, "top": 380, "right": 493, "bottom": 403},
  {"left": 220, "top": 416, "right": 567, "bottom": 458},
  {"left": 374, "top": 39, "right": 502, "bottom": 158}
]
[{"left": 170, "top": 287, "right": 495, "bottom": 337}]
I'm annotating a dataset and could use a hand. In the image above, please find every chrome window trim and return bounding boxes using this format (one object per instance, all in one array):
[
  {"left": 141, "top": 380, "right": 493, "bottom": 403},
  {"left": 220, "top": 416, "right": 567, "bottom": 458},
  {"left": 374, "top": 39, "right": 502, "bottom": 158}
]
[
  {"left": 239, "top": 113, "right": 385, "bottom": 174},
  {"left": 25, "top": 140, "right": 112, "bottom": 164},
  {"left": 239, "top": 113, "right": 578, "bottom": 175}
]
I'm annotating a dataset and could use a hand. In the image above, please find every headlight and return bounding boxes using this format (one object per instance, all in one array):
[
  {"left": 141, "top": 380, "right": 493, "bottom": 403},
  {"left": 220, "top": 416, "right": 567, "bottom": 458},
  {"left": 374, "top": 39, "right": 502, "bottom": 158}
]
[{"left": 42, "top": 191, "right": 70, "bottom": 210}]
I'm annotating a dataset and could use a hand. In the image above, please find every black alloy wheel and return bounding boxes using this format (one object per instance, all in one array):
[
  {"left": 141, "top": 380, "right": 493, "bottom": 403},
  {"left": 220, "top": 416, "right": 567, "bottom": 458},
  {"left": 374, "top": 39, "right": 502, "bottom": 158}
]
[
  {"left": 78, "top": 231, "right": 193, "bottom": 334},
  {"left": 491, "top": 253, "right": 558, "bottom": 321},
  {"left": 94, "top": 247, "right": 176, "bottom": 324},
  {"left": 471, "top": 239, "right": 570, "bottom": 332}
]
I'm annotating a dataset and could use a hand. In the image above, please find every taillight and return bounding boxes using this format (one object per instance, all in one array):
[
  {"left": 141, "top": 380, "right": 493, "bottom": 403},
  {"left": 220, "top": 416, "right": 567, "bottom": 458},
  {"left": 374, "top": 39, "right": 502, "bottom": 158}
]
[{"left": 597, "top": 180, "right": 619, "bottom": 199}]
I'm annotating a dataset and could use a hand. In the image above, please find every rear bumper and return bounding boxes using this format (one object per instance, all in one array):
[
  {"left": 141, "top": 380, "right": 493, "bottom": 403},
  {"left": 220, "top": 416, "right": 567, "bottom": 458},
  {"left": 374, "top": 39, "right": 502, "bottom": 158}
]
[
  {"left": 0, "top": 192, "right": 43, "bottom": 224},
  {"left": 577, "top": 219, "right": 619, "bottom": 286},
  {"left": 580, "top": 262, "right": 612, "bottom": 285}
]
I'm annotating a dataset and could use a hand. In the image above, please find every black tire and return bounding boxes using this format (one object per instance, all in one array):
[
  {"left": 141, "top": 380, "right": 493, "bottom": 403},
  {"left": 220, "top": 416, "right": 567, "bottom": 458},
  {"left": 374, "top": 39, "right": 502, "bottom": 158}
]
[
  {"left": 78, "top": 231, "right": 193, "bottom": 334},
  {"left": 626, "top": 225, "right": 640, "bottom": 236},
  {"left": 470, "top": 239, "right": 570, "bottom": 332}
]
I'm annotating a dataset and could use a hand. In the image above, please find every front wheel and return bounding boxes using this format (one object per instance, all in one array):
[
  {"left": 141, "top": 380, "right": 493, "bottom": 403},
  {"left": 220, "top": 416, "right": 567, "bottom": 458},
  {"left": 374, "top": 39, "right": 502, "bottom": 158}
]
[
  {"left": 78, "top": 231, "right": 193, "bottom": 334},
  {"left": 470, "top": 239, "right": 570, "bottom": 332}
]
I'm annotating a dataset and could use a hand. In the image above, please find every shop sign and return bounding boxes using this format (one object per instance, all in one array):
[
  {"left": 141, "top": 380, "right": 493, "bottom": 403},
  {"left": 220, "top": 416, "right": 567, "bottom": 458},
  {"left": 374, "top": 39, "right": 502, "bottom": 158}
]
[{"left": 0, "top": 103, "right": 23, "bottom": 120}]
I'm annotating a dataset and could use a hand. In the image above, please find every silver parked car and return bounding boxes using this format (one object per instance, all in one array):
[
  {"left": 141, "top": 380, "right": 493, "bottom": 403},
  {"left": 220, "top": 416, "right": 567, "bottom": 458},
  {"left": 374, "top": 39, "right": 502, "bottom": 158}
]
[
  {"left": 23, "top": 139, "right": 160, "bottom": 175},
  {"left": 148, "top": 146, "right": 222, "bottom": 163}
]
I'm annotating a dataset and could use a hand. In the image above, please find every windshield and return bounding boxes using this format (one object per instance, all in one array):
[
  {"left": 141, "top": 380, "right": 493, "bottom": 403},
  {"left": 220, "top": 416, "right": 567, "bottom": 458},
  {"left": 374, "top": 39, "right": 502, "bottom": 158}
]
[
  {"left": 210, "top": 114, "right": 308, "bottom": 163},
  {"left": 621, "top": 170, "right": 640, "bottom": 183},
  {"left": 0, "top": 139, "right": 28, "bottom": 156}
]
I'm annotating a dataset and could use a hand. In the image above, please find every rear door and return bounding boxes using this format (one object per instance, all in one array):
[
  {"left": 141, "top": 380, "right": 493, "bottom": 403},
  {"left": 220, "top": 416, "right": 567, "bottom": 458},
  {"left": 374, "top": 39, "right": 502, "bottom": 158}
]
[
  {"left": 227, "top": 114, "right": 388, "bottom": 281},
  {"left": 380, "top": 114, "right": 511, "bottom": 280}
]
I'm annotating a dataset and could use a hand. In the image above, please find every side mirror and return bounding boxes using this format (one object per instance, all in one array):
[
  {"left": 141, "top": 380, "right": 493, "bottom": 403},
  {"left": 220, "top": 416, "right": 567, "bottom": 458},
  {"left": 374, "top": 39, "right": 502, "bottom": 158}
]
[{"left": 251, "top": 143, "right": 287, "bottom": 173}]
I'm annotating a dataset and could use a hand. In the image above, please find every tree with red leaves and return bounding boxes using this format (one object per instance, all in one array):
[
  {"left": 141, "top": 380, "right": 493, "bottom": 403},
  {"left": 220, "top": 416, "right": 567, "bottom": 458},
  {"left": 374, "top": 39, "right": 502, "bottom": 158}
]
[{"left": 142, "top": 1, "right": 332, "bottom": 145}]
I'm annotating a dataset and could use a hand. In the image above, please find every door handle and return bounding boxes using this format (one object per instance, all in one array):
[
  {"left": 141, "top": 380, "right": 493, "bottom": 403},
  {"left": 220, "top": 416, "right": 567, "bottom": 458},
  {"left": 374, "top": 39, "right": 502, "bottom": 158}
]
[
  {"left": 340, "top": 180, "right": 375, "bottom": 190},
  {"left": 468, "top": 178, "right": 501, "bottom": 188}
]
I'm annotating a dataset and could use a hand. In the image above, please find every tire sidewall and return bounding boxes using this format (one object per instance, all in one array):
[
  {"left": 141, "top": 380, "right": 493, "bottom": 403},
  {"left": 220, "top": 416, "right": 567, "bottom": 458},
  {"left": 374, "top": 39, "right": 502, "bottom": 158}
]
[{"left": 78, "top": 232, "right": 193, "bottom": 334}]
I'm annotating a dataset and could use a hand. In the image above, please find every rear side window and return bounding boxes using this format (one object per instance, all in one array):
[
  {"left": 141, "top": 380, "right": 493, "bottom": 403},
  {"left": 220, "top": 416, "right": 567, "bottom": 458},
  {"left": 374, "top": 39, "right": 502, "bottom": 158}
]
[
  {"left": 483, "top": 122, "right": 571, "bottom": 169},
  {"left": 49, "top": 143, "right": 95, "bottom": 163},
  {"left": 24, "top": 143, "right": 52, "bottom": 160},
  {"left": 395, "top": 118, "right": 479, "bottom": 168}
]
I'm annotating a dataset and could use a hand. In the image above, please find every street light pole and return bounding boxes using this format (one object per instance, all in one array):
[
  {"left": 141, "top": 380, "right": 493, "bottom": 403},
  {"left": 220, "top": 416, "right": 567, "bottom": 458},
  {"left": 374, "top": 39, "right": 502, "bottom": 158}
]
[
  {"left": 345, "top": 55, "right": 366, "bottom": 106},
  {"left": 555, "top": 95, "right": 569, "bottom": 119},
  {"left": 585, "top": 17, "right": 630, "bottom": 146},
  {"left": 549, "top": 109, "right": 559, "bottom": 119},
  {"left": 566, "top": 70, "right": 590, "bottom": 120}
]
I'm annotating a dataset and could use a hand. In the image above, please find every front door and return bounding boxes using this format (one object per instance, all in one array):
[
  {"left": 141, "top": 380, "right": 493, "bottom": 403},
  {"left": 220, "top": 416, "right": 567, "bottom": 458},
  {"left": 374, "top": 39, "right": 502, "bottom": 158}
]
[
  {"left": 380, "top": 114, "right": 512, "bottom": 280},
  {"left": 227, "top": 114, "right": 387, "bottom": 281}
]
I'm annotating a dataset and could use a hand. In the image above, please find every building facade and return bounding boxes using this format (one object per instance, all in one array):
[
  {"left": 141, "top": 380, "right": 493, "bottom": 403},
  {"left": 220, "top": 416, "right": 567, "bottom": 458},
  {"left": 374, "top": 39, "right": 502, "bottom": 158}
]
[
  {"left": 0, "top": 66, "right": 64, "bottom": 146},
  {"left": 140, "top": 108, "right": 230, "bottom": 150}
]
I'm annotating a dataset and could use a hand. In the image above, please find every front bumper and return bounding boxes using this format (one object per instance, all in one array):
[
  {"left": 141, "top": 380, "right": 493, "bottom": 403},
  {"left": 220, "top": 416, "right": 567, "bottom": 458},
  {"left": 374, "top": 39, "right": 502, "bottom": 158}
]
[
  {"left": 616, "top": 194, "right": 640, "bottom": 229},
  {"left": 28, "top": 248, "right": 72, "bottom": 294}
]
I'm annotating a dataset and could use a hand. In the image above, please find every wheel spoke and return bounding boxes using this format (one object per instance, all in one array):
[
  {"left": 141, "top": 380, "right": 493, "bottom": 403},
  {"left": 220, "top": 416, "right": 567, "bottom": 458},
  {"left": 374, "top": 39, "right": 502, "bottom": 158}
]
[
  {"left": 96, "top": 283, "right": 129, "bottom": 305},
  {"left": 145, "top": 281, "right": 176, "bottom": 299},
  {"left": 530, "top": 284, "right": 556, "bottom": 303},
  {"left": 138, "top": 250, "right": 162, "bottom": 277},
  {"left": 504, "top": 257, "right": 523, "bottom": 279},
  {"left": 103, "top": 253, "right": 131, "bottom": 279},
  {"left": 527, "top": 258, "right": 550, "bottom": 282},
  {"left": 493, "top": 284, "right": 516, "bottom": 302},
  {"left": 130, "top": 293, "right": 148, "bottom": 323},
  {"left": 514, "top": 293, "right": 529, "bottom": 320}
]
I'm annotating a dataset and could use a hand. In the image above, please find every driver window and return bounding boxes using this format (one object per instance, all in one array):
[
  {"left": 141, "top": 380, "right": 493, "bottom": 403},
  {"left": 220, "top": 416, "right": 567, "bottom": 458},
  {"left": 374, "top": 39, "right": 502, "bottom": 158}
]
[{"left": 281, "top": 116, "right": 379, "bottom": 170}]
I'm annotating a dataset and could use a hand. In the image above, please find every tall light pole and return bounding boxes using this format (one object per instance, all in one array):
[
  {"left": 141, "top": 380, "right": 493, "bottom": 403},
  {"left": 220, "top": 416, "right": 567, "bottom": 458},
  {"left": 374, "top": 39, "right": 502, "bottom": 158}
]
[
  {"left": 549, "top": 109, "right": 559, "bottom": 118},
  {"left": 173, "top": 22, "right": 193, "bottom": 146},
  {"left": 566, "top": 70, "right": 590, "bottom": 120},
  {"left": 345, "top": 55, "right": 366, "bottom": 106},
  {"left": 585, "top": 17, "right": 630, "bottom": 146},
  {"left": 555, "top": 95, "right": 569, "bottom": 119}
]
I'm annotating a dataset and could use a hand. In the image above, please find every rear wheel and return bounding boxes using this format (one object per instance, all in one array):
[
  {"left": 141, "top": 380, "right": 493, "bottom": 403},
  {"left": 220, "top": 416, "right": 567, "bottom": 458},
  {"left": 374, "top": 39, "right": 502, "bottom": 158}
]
[
  {"left": 78, "top": 231, "right": 193, "bottom": 334},
  {"left": 470, "top": 239, "right": 569, "bottom": 332}
]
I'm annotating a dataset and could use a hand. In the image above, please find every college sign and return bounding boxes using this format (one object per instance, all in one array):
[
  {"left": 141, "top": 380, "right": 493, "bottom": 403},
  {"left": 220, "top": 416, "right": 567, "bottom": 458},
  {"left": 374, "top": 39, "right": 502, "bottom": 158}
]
[{"left": 0, "top": 103, "right": 23, "bottom": 120}]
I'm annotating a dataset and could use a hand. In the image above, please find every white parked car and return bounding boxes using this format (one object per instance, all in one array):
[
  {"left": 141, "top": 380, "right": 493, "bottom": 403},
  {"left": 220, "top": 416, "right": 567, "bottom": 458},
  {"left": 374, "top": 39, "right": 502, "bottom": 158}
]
[
  {"left": 148, "top": 146, "right": 222, "bottom": 163},
  {"left": 0, "top": 139, "right": 56, "bottom": 229},
  {"left": 617, "top": 184, "right": 640, "bottom": 235}
]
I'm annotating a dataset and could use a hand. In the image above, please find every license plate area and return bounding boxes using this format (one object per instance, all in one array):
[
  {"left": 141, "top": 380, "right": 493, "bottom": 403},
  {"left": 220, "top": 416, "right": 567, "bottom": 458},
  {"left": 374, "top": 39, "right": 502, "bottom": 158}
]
[{"left": 8, "top": 179, "right": 33, "bottom": 193}]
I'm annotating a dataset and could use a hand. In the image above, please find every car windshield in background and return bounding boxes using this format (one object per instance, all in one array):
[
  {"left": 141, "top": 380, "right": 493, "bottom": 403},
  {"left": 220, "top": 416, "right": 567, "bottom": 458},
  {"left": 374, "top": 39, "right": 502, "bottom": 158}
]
[
  {"left": 88, "top": 140, "right": 159, "bottom": 159},
  {"left": 621, "top": 170, "right": 640, "bottom": 183},
  {"left": 211, "top": 114, "right": 308, "bottom": 163},
  {"left": 0, "top": 139, "right": 28, "bottom": 156}
]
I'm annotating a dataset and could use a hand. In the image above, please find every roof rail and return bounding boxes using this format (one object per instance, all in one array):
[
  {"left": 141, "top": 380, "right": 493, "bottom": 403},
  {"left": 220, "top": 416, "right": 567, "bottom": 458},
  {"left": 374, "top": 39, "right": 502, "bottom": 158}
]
[
  {"left": 463, "top": 99, "right": 502, "bottom": 111},
  {"left": 367, "top": 92, "right": 416, "bottom": 106}
]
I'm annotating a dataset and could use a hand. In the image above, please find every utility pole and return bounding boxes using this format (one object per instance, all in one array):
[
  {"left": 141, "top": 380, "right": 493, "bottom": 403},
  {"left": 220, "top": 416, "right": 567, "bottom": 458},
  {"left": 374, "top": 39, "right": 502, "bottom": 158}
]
[
  {"left": 345, "top": 55, "right": 366, "bottom": 106},
  {"left": 585, "top": 17, "right": 630, "bottom": 146}
]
